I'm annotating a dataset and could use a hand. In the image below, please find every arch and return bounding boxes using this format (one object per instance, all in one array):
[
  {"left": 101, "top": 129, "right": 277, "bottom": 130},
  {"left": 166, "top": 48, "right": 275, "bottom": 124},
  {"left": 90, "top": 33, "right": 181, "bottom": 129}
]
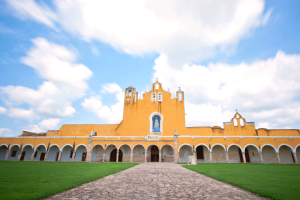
[
  {"left": 158, "top": 92, "right": 162, "bottom": 101},
  {"left": 91, "top": 144, "right": 104, "bottom": 162},
  {"left": 132, "top": 143, "right": 146, "bottom": 150},
  {"left": 92, "top": 144, "right": 104, "bottom": 150},
  {"left": 9, "top": 144, "right": 20, "bottom": 151},
  {"left": 195, "top": 143, "right": 210, "bottom": 151},
  {"left": 49, "top": 144, "right": 61, "bottom": 151},
  {"left": 243, "top": 144, "right": 260, "bottom": 152},
  {"left": 75, "top": 144, "right": 88, "bottom": 152},
  {"left": 119, "top": 143, "right": 132, "bottom": 151},
  {"left": 160, "top": 144, "right": 174, "bottom": 150},
  {"left": 160, "top": 144, "right": 174, "bottom": 162},
  {"left": 61, "top": 144, "right": 73, "bottom": 152},
  {"left": 0, "top": 144, "right": 8, "bottom": 148},
  {"left": 105, "top": 143, "right": 117, "bottom": 150},
  {"left": 34, "top": 144, "right": 47, "bottom": 151},
  {"left": 227, "top": 144, "right": 244, "bottom": 153},
  {"left": 178, "top": 143, "right": 193, "bottom": 152},
  {"left": 295, "top": 144, "right": 300, "bottom": 152},
  {"left": 0, "top": 144, "right": 8, "bottom": 160},
  {"left": 278, "top": 144, "right": 294, "bottom": 153},
  {"left": 132, "top": 144, "right": 146, "bottom": 163},
  {"left": 22, "top": 144, "right": 34, "bottom": 151},
  {"left": 146, "top": 144, "right": 159, "bottom": 151},
  {"left": 152, "top": 92, "right": 156, "bottom": 101},
  {"left": 211, "top": 143, "right": 226, "bottom": 152},
  {"left": 261, "top": 144, "right": 278, "bottom": 153},
  {"left": 149, "top": 112, "right": 163, "bottom": 133}
]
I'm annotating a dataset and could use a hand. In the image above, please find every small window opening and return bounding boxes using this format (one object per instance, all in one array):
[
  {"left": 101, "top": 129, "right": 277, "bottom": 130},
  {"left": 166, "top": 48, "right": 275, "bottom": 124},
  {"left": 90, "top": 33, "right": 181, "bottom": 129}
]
[
  {"left": 233, "top": 119, "right": 238, "bottom": 126},
  {"left": 179, "top": 93, "right": 182, "bottom": 101},
  {"left": 240, "top": 118, "right": 244, "bottom": 126},
  {"left": 158, "top": 93, "right": 162, "bottom": 101},
  {"left": 11, "top": 150, "right": 17, "bottom": 157},
  {"left": 127, "top": 89, "right": 131, "bottom": 96},
  {"left": 152, "top": 93, "right": 156, "bottom": 102},
  {"left": 155, "top": 83, "right": 159, "bottom": 90}
]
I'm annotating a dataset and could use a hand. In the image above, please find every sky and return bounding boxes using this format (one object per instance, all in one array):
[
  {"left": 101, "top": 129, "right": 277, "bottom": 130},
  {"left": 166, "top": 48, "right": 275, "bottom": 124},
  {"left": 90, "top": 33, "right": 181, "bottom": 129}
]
[{"left": 0, "top": 0, "right": 300, "bottom": 137}]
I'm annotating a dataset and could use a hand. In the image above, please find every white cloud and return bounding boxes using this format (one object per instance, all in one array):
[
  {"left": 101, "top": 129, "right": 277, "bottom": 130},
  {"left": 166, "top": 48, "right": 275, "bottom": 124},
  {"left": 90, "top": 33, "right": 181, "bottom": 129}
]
[
  {"left": 6, "top": 0, "right": 270, "bottom": 66},
  {"left": 82, "top": 83, "right": 124, "bottom": 123},
  {"left": 153, "top": 51, "right": 300, "bottom": 128},
  {"left": 0, "top": 38, "right": 93, "bottom": 120},
  {"left": 0, "top": 128, "right": 14, "bottom": 137},
  {"left": 26, "top": 118, "right": 61, "bottom": 133},
  {"left": 0, "top": 106, "right": 7, "bottom": 114}
]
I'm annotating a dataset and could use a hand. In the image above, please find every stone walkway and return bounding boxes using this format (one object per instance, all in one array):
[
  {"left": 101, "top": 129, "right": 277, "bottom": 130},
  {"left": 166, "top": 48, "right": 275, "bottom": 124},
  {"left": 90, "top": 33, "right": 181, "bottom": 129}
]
[{"left": 45, "top": 163, "right": 267, "bottom": 200}]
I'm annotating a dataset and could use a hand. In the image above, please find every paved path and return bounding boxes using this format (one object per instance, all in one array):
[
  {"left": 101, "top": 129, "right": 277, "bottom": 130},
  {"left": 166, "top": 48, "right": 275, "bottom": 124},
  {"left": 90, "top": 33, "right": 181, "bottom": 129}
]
[{"left": 45, "top": 163, "right": 267, "bottom": 200}]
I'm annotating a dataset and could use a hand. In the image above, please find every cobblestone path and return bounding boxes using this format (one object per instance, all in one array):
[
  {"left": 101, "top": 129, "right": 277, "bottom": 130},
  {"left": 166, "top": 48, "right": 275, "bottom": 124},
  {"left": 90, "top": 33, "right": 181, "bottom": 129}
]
[{"left": 45, "top": 163, "right": 267, "bottom": 200}]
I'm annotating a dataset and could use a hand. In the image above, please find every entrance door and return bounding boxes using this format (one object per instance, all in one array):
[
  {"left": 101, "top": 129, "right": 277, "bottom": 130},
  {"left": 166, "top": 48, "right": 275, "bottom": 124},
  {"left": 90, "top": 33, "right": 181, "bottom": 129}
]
[
  {"left": 196, "top": 146, "right": 204, "bottom": 159},
  {"left": 20, "top": 151, "right": 26, "bottom": 161},
  {"left": 110, "top": 149, "right": 117, "bottom": 162},
  {"left": 82, "top": 152, "right": 87, "bottom": 161},
  {"left": 238, "top": 148, "right": 243, "bottom": 163},
  {"left": 40, "top": 153, "right": 45, "bottom": 161},
  {"left": 151, "top": 146, "right": 159, "bottom": 162},
  {"left": 245, "top": 148, "right": 250, "bottom": 163}
]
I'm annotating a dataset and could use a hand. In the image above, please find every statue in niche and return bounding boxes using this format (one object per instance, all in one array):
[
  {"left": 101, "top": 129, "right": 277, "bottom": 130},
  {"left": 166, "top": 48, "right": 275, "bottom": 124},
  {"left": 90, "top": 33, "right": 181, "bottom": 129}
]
[{"left": 152, "top": 115, "right": 161, "bottom": 132}]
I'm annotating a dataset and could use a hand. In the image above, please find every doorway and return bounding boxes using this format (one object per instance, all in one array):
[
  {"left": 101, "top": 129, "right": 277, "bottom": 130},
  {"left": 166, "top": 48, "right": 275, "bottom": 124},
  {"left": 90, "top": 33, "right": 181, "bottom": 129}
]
[
  {"left": 151, "top": 146, "right": 159, "bottom": 162},
  {"left": 82, "top": 152, "right": 87, "bottom": 161},
  {"left": 20, "top": 151, "right": 26, "bottom": 161},
  {"left": 245, "top": 148, "right": 250, "bottom": 163},
  {"left": 40, "top": 153, "right": 45, "bottom": 161},
  {"left": 110, "top": 149, "right": 123, "bottom": 162},
  {"left": 238, "top": 148, "right": 243, "bottom": 163},
  {"left": 196, "top": 146, "right": 204, "bottom": 159}
]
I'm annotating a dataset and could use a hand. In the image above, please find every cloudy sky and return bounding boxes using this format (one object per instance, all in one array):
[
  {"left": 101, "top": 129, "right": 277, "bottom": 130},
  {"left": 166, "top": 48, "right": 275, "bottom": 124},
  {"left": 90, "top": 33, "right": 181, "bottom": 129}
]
[{"left": 0, "top": 0, "right": 300, "bottom": 137}]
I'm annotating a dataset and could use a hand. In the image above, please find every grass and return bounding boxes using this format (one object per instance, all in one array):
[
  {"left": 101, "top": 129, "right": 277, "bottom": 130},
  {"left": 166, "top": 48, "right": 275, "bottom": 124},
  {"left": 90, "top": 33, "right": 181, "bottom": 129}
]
[
  {"left": 0, "top": 161, "right": 138, "bottom": 200},
  {"left": 184, "top": 163, "right": 300, "bottom": 200}
]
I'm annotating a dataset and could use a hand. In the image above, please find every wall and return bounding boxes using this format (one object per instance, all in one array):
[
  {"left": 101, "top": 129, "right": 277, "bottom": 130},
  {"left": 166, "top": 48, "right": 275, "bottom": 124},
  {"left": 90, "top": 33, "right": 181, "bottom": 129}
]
[
  {"left": 228, "top": 146, "right": 241, "bottom": 163},
  {"left": 211, "top": 146, "right": 226, "bottom": 163},
  {"left": 132, "top": 145, "right": 144, "bottom": 162},
  {"left": 247, "top": 146, "right": 260, "bottom": 163},
  {"left": 61, "top": 146, "right": 72, "bottom": 162},
  {"left": 262, "top": 146, "right": 278, "bottom": 163},
  {"left": 91, "top": 145, "right": 104, "bottom": 162},
  {"left": 23, "top": 146, "right": 33, "bottom": 161},
  {"left": 74, "top": 146, "right": 87, "bottom": 161},
  {"left": 161, "top": 145, "right": 174, "bottom": 162},
  {"left": 0, "top": 146, "right": 7, "bottom": 160},
  {"left": 279, "top": 146, "right": 294, "bottom": 164},
  {"left": 120, "top": 145, "right": 131, "bottom": 162}
]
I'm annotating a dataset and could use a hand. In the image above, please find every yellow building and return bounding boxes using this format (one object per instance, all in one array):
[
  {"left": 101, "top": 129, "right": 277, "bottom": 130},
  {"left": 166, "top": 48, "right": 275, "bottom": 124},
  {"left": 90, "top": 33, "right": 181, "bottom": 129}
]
[{"left": 0, "top": 81, "right": 299, "bottom": 164}]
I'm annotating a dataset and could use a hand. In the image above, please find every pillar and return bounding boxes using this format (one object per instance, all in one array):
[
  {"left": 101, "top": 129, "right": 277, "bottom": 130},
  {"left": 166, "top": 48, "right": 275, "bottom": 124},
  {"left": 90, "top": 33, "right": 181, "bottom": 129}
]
[
  {"left": 44, "top": 152, "right": 48, "bottom": 161},
  {"left": 174, "top": 131, "right": 179, "bottom": 163},
  {"left": 242, "top": 152, "right": 246, "bottom": 163},
  {"left": 259, "top": 151, "right": 263, "bottom": 163},
  {"left": 293, "top": 152, "right": 298, "bottom": 164},
  {"left": 130, "top": 151, "right": 133, "bottom": 163},
  {"left": 57, "top": 151, "right": 62, "bottom": 161},
  {"left": 30, "top": 151, "right": 36, "bottom": 161},
  {"left": 276, "top": 152, "right": 281, "bottom": 164},
  {"left": 86, "top": 135, "right": 93, "bottom": 162},
  {"left": 159, "top": 150, "right": 161, "bottom": 162},
  {"left": 209, "top": 151, "right": 212, "bottom": 163},
  {"left": 71, "top": 151, "right": 76, "bottom": 162},
  {"left": 226, "top": 152, "right": 229, "bottom": 163},
  {"left": 145, "top": 149, "right": 147, "bottom": 162},
  {"left": 193, "top": 150, "right": 197, "bottom": 163},
  {"left": 116, "top": 150, "right": 119, "bottom": 162},
  {"left": 102, "top": 150, "right": 106, "bottom": 162},
  {"left": 5, "top": 150, "right": 10, "bottom": 160},
  {"left": 17, "top": 151, "right": 23, "bottom": 161}
]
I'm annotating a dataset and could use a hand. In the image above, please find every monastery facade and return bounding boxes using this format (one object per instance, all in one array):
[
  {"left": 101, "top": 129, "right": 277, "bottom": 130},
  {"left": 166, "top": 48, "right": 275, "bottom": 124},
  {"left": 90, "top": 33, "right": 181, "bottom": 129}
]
[{"left": 0, "top": 81, "right": 300, "bottom": 164}]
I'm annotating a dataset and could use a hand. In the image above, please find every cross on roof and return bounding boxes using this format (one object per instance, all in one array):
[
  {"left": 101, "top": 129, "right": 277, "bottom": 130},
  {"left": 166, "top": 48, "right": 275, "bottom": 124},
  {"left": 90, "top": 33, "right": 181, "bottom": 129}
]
[
  {"left": 236, "top": 109, "right": 238, "bottom": 112},
  {"left": 179, "top": 87, "right": 181, "bottom": 91}
]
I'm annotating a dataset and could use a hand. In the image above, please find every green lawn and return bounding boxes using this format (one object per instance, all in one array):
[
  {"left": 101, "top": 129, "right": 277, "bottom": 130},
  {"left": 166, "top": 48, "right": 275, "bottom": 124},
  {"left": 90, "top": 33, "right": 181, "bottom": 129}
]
[
  {"left": 0, "top": 161, "right": 138, "bottom": 200},
  {"left": 184, "top": 163, "right": 300, "bottom": 200}
]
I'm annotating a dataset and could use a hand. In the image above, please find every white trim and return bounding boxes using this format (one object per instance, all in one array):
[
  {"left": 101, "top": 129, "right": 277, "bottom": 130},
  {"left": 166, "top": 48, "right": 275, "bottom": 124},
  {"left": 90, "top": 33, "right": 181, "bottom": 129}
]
[
  {"left": 211, "top": 143, "right": 226, "bottom": 152},
  {"left": 158, "top": 92, "right": 162, "bottom": 102},
  {"left": 132, "top": 143, "right": 145, "bottom": 150},
  {"left": 119, "top": 143, "right": 132, "bottom": 151},
  {"left": 61, "top": 144, "right": 73, "bottom": 151},
  {"left": 178, "top": 143, "right": 193, "bottom": 152},
  {"left": 0, "top": 144, "right": 8, "bottom": 149},
  {"left": 49, "top": 144, "right": 61, "bottom": 151},
  {"left": 92, "top": 144, "right": 104, "bottom": 150},
  {"left": 160, "top": 144, "right": 174, "bottom": 150},
  {"left": 261, "top": 144, "right": 278, "bottom": 153},
  {"left": 22, "top": 144, "right": 34, "bottom": 151},
  {"left": 277, "top": 144, "right": 295, "bottom": 153},
  {"left": 34, "top": 144, "right": 47, "bottom": 151},
  {"left": 149, "top": 112, "right": 164, "bottom": 134},
  {"left": 195, "top": 143, "right": 210, "bottom": 151},
  {"left": 227, "top": 144, "right": 244, "bottom": 153},
  {"left": 295, "top": 144, "right": 300, "bottom": 152},
  {"left": 243, "top": 144, "right": 260, "bottom": 152},
  {"left": 105, "top": 143, "right": 118, "bottom": 150},
  {"left": 75, "top": 144, "right": 88, "bottom": 151},
  {"left": 9, "top": 144, "right": 20, "bottom": 151},
  {"left": 146, "top": 144, "right": 159, "bottom": 151}
]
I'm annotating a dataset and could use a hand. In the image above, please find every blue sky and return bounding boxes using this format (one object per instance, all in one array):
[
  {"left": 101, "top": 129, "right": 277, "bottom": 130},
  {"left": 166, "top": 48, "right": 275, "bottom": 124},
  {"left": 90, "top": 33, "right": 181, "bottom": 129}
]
[{"left": 0, "top": 0, "right": 300, "bottom": 137}]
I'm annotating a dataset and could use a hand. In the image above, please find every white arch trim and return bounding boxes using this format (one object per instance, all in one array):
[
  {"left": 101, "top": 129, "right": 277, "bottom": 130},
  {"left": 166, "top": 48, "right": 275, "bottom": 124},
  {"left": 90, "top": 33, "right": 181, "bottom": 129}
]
[
  {"left": 92, "top": 144, "right": 104, "bottom": 150},
  {"left": 277, "top": 144, "right": 295, "bottom": 153},
  {"left": 195, "top": 143, "right": 210, "bottom": 151},
  {"left": 160, "top": 144, "right": 174, "bottom": 150},
  {"left": 49, "top": 144, "right": 61, "bottom": 151},
  {"left": 146, "top": 144, "right": 159, "bottom": 151},
  {"left": 9, "top": 144, "right": 20, "bottom": 151},
  {"left": 34, "top": 144, "right": 47, "bottom": 151},
  {"left": 61, "top": 144, "right": 73, "bottom": 152},
  {"left": 105, "top": 143, "right": 118, "bottom": 150},
  {"left": 243, "top": 144, "right": 260, "bottom": 152},
  {"left": 227, "top": 144, "right": 244, "bottom": 153},
  {"left": 178, "top": 143, "right": 192, "bottom": 152},
  {"left": 0, "top": 144, "right": 8, "bottom": 148},
  {"left": 75, "top": 144, "right": 88, "bottom": 152},
  {"left": 211, "top": 143, "right": 226, "bottom": 152},
  {"left": 132, "top": 143, "right": 145, "bottom": 150},
  {"left": 119, "top": 143, "right": 132, "bottom": 151},
  {"left": 149, "top": 112, "right": 164, "bottom": 133},
  {"left": 261, "top": 144, "right": 278, "bottom": 153},
  {"left": 295, "top": 144, "right": 300, "bottom": 152},
  {"left": 22, "top": 144, "right": 34, "bottom": 151}
]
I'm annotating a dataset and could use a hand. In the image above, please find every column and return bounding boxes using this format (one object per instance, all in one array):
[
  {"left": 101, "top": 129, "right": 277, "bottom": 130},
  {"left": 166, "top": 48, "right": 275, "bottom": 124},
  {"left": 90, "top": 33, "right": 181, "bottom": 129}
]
[
  {"left": 226, "top": 152, "right": 229, "bottom": 163},
  {"left": 57, "top": 151, "right": 62, "bottom": 161},
  {"left": 145, "top": 149, "right": 147, "bottom": 162},
  {"left": 30, "top": 151, "right": 36, "bottom": 161},
  {"left": 86, "top": 135, "right": 93, "bottom": 162},
  {"left": 209, "top": 151, "right": 212, "bottom": 163},
  {"left": 116, "top": 150, "right": 119, "bottom": 162},
  {"left": 174, "top": 132, "right": 179, "bottom": 163},
  {"left": 5, "top": 150, "right": 10, "bottom": 160},
  {"left": 193, "top": 150, "right": 197, "bottom": 163},
  {"left": 71, "top": 151, "right": 76, "bottom": 161},
  {"left": 44, "top": 151, "right": 48, "bottom": 161},
  {"left": 159, "top": 150, "right": 161, "bottom": 162},
  {"left": 276, "top": 152, "right": 281, "bottom": 164},
  {"left": 259, "top": 151, "right": 264, "bottom": 163},
  {"left": 17, "top": 151, "right": 23, "bottom": 161},
  {"left": 242, "top": 152, "right": 246, "bottom": 163},
  {"left": 293, "top": 152, "right": 298, "bottom": 164},
  {"left": 130, "top": 151, "right": 133, "bottom": 163},
  {"left": 102, "top": 150, "right": 106, "bottom": 162}
]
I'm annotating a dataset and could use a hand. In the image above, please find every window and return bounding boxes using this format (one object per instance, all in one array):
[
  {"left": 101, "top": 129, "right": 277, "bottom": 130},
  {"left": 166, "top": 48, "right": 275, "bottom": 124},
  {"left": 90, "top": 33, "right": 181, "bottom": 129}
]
[
  {"left": 158, "top": 93, "right": 162, "bottom": 101},
  {"left": 34, "top": 151, "right": 38, "bottom": 158},
  {"left": 11, "top": 150, "right": 17, "bottom": 157},
  {"left": 233, "top": 119, "right": 238, "bottom": 126},
  {"left": 178, "top": 93, "right": 182, "bottom": 101},
  {"left": 240, "top": 118, "right": 244, "bottom": 126},
  {"left": 155, "top": 83, "right": 159, "bottom": 90},
  {"left": 127, "top": 89, "right": 131, "bottom": 96},
  {"left": 152, "top": 93, "right": 156, "bottom": 101}
]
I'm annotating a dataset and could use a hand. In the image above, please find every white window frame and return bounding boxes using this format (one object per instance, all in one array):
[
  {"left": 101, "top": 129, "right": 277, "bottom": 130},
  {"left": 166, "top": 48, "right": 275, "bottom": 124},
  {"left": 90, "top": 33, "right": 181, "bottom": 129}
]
[
  {"left": 155, "top": 83, "right": 159, "bottom": 90},
  {"left": 152, "top": 92, "right": 156, "bottom": 102},
  {"left": 149, "top": 112, "right": 163, "bottom": 134},
  {"left": 158, "top": 92, "right": 162, "bottom": 102},
  {"left": 178, "top": 93, "right": 182, "bottom": 101}
]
